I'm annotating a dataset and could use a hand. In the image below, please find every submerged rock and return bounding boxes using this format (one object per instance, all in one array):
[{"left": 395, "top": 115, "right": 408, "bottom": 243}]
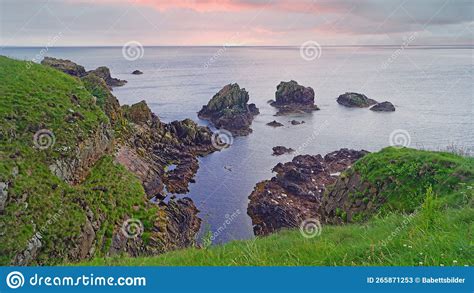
[
  {"left": 272, "top": 146, "right": 295, "bottom": 156},
  {"left": 370, "top": 101, "right": 395, "bottom": 112},
  {"left": 267, "top": 120, "right": 284, "bottom": 127},
  {"left": 247, "top": 148, "right": 369, "bottom": 236},
  {"left": 290, "top": 120, "right": 305, "bottom": 125},
  {"left": 198, "top": 83, "right": 259, "bottom": 136},
  {"left": 270, "top": 80, "right": 319, "bottom": 115},
  {"left": 132, "top": 70, "right": 143, "bottom": 75},
  {"left": 336, "top": 92, "right": 377, "bottom": 108}
]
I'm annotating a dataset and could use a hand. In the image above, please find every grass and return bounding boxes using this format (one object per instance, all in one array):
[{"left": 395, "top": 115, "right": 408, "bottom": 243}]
[{"left": 79, "top": 189, "right": 473, "bottom": 266}]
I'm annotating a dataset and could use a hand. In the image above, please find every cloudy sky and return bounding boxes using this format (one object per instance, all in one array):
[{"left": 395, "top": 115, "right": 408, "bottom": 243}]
[{"left": 0, "top": 0, "right": 472, "bottom": 46}]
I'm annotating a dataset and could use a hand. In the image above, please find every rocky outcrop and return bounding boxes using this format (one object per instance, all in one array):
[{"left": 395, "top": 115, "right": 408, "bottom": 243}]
[
  {"left": 336, "top": 92, "right": 377, "bottom": 108},
  {"left": 267, "top": 120, "right": 284, "bottom": 127},
  {"left": 49, "top": 122, "right": 113, "bottom": 184},
  {"left": 247, "top": 149, "right": 368, "bottom": 236},
  {"left": 272, "top": 146, "right": 294, "bottom": 156},
  {"left": 370, "top": 101, "right": 395, "bottom": 112},
  {"left": 132, "top": 70, "right": 143, "bottom": 75},
  {"left": 122, "top": 100, "right": 154, "bottom": 125},
  {"left": 118, "top": 100, "right": 217, "bottom": 197},
  {"left": 87, "top": 66, "right": 127, "bottom": 88},
  {"left": 270, "top": 81, "right": 319, "bottom": 115},
  {"left": 41, "top": 57, "right": 86, "bottom": 77},
  {"left": 41, "top": 57, "right": 127, "bottom": 88},
  {"left": 0, "top": 182, "right": 7, "bottom": 212},
  {"left": 198, "top": 83, "right": 259, "bottom": 136},
  {"left": 107, "top": 198, "right": 201, "bottom": 257},
  {"left": 162, "top": 198, "right": 202, "bottom": 249}
]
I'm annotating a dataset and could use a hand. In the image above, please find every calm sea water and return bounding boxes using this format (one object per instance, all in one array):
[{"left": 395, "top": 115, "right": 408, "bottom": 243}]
[{"left": 2, "top": 46, "right": 473, "bottom": 243}]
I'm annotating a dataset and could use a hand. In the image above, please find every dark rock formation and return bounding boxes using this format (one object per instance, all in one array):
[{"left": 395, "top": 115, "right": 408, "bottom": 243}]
[
  {"left": 41, "top": 57, "right": 127, "bottom": 88},
  {"left": 370, "top": 101, "right": 395, "bottom": 112},
  {"left": 163, "top": 198, "right": 202, "bottom": 248},
  {"left": 132, "top": 70, "right": 143, "bottom": 75},
  {"left": 267, "top": 120, "right": 284, "bottom": 127},
  {"left": 122, "top": 100, "right": 153, "bottom": 125},
  {"left": 247, "top": 148, "right": 369, "bottom": 236},
  {"left": 272, "top": 146, "right": 295, "bottom": 156},
  {"left": 41, "top": 57, "right": 86, "bottom": 77},
  {"left": 336, "top": 92, "right": 377, "bottom": 108},
  {"left": 270, "top": 80, "right": 319, "bottom": 115},
  {"left": 290, "top": 120, "right": 305, "bottom": 125},
  {"left": 117, "top": 100, "right": 217, "bottom": 197},
  {"left": 198, "top": 83, "right": 259, "bottom": 136},
  {"left": 87, "top": 66, "right": 127, "bottom": 88}
]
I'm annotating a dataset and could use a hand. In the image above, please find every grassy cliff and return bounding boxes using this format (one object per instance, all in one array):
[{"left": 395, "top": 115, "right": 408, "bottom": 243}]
[{"left": 0, "top": 56, "right": 161, "bottom": 265}]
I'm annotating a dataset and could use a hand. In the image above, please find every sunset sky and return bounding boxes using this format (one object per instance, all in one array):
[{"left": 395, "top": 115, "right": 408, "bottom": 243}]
[{"left": 0, "top": 0, "right": 472, "bottom": 46}]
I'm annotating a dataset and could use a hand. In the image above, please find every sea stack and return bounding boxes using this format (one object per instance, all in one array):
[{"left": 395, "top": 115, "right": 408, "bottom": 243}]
[
  {"left": 270, "top": 80, "right": 319, "bottom": 115},
  {"left": 198, "top": 83, "right": 259, "bottom": 136}
]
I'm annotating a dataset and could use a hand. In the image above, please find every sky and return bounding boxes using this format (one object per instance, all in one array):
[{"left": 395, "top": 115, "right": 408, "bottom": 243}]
[{"left": 0, "top": 0, "right": 473, "bottom": 46}]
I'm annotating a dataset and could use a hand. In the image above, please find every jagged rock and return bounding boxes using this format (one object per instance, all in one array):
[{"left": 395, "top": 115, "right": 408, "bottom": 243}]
[
  {"left": 198, "top": 83, "right": 259, "bottom": 136},
  {"left": 122, "top": 100, "right": 155, "bottom": 126},
  {"left": 87, "top": 66, "right": 127, "bottom": 88},
  {"left": 13, "top": 234, "right": 42, "bottom": 265},
  {"left": 117, "top": 100, "right": 217, "bottom": 197},
  {"left": 0, "top": 182, "right": 8, "bottom": 212},
  {"left": 247, "top": 148, "right": 369, "bottom": 236},
  {"left": 49, "top": 122, "right": 113, "bottom": 184},
  {"left": 290, "top": 120, "right": 305, "bottom": 125},
  {"left": 163, "top": 198, "right": 201, "bottom": 248},
  {"left": 267, "top": 120, "right": 284, "bottom": 127},
  {"left": 132, "top": 70, "right": 143, "bottom": 75},
  {"left": 337, "top": 92, "right": 377, "bottom": 108},
  {"left": 272, "top": 146, "right": 295, "bottom": 156},
  {"left": 270, "top": 80, "right": 319, "bottom": 115},
  {"left": 370, "top": 101, "right": 395, "bottom": 112},
  {"left": 41, "top": 57, "right": 86, "bottom": 77}
]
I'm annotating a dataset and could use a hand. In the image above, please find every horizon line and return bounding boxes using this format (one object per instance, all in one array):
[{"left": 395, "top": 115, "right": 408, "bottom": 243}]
[{"left": 1, "top": 44, "right": 473, "bottom": 49}]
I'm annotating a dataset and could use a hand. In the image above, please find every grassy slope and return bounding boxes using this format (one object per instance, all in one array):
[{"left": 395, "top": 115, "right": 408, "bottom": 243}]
[
  {"left": 0, "top": 56, "right": 157, "bottom": 265},
  {"left": 80, "top": 148, "right": 474, "bottom": 266}
]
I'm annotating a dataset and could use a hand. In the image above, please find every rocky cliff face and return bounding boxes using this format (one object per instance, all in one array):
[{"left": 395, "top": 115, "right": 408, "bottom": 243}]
[
  {"left": 49, "top": 121, "right": 113, "bottom": 184},
  {"left": 198, "top": 83, "right": 259, "bottom": 136},
  {"left": 247, "top": 149, "right": 368, "bottom": 236},
  {"left": 270, "top": 81, "right": 319, "bottom": 115}
]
